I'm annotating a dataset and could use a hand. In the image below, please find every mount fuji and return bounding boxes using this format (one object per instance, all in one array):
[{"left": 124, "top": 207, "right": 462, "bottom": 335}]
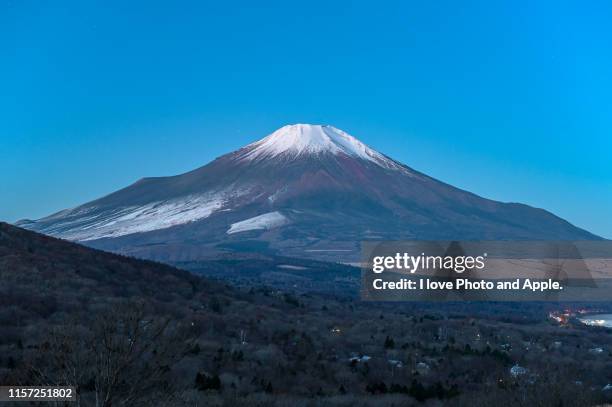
[{"left": 17, "top": 124, "right": 600, "bottom": 262}]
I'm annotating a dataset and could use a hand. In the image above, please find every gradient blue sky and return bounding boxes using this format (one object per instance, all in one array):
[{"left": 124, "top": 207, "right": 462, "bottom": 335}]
[{"left": 1, "top": 1, "right": 611, "bottom": 237}]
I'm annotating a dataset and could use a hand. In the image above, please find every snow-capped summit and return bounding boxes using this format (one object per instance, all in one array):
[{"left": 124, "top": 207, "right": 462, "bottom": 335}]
[{"left": 238, "top": 124, "right": 400, "bottom": 169}]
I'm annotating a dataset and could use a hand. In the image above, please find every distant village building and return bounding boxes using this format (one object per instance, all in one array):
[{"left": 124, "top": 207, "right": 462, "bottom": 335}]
[
  {"left": 349, "top": 354, "right": 371, "bottom": 363},
  {"left": 416, "top": 362, "right": 430, "bottom": 375},
  {"left": 388, "top": 359, "right": 403, "bottom": 368},
  {"left": 510, "top": 364, "right": 527, "bottom": 377}
]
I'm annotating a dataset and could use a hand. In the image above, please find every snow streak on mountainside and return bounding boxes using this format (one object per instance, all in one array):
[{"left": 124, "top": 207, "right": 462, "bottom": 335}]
[
  {"left": 21, "top": 188, "right": 248, "bottom": 241},
  {"left": 18, "top": 123, "right": 601, "bottom": 263},
  {"left": 227, "top": 211, "right": 288, "bottom": 234}
]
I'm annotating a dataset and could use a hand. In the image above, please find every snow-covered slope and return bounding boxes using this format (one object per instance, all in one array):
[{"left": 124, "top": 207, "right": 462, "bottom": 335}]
[
  {"left": 61, "top": 193, "right": 224, "bottom": 241},
  {"left": 20, "top": 188, "right": 248, "bottom": 241}
]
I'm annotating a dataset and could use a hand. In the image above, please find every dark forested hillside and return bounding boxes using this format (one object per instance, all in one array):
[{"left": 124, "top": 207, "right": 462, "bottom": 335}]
[
  {"left": 1, "top": 222, "right": 611, "bottom": 406},
  {"left": 0, "top": 221, "right": 203, "bottom": 305}
]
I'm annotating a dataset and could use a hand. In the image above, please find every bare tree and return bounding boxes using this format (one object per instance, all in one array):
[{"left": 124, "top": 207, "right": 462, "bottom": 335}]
[{"left": 26, "top": 301, "right": 193, "bottom": 406}]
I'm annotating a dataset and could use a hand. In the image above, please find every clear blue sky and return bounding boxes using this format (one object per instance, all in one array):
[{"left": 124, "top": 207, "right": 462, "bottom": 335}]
[{"left": 1, "top": 1, "right": 611, "bottom": 238}]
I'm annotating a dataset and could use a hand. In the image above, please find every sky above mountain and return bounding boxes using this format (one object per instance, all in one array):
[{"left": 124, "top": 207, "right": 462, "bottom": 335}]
[{"left": 1, "top": 1, "right": 611, "bottom": 238}]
